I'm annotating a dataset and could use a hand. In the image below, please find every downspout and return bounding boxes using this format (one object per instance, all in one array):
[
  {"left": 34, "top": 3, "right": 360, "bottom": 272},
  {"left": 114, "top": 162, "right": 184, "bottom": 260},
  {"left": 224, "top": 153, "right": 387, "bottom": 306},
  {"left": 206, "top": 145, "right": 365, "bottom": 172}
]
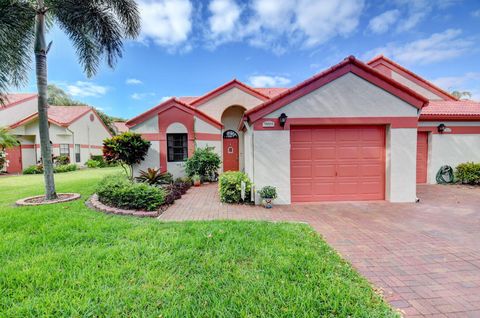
[{"left": 243, "top": 119, "right": 255, "bottom": 202}]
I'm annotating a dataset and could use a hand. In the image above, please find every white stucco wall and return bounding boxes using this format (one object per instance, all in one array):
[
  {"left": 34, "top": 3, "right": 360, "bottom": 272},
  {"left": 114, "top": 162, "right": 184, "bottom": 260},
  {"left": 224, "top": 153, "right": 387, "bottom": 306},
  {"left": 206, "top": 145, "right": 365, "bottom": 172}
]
[
  {"left": 133, "top": 140, "right": 160, "bottom": 176},
  {"left": 131, "top": 115, "right": 158, "bottom": 133},
  {"left": 196, "top": 87, "right": 264, "bottom": 121},
  {"left": 391, "top": 71, "right": 443, "bottom": 101},
  {"left": 194, "top": 117, "right": 220, "bottom": 134},
  {"left": 387, "top": 128, "right": 417, "bottom": 202},
  {"left": 243, "top": 125, "right": 254, "bottom": 179},
  {"left": 266, "top": 73, "right": 418, "bottom": 119},
  {"left": 253, "top": 130, "right": 291, "bottom": 205},
  {"left": 427, "top": 134, "right": 480, "bottom": 184},
  {"left": 0, "top": 97, "right": 37, "bottom": 127}
]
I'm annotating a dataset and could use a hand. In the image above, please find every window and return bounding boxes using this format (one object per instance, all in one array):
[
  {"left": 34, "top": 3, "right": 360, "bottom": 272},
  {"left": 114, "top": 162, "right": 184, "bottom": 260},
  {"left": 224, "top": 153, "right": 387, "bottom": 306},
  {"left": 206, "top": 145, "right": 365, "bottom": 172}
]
[
  {"left": 167, "top": 134, "right": 188, "bottom": 162},
  {"left": 59, "top": 144, "right": 70, "bottom": 157},
  {"left": 75, "top": 144, "right": 81, "bottom": 163}
]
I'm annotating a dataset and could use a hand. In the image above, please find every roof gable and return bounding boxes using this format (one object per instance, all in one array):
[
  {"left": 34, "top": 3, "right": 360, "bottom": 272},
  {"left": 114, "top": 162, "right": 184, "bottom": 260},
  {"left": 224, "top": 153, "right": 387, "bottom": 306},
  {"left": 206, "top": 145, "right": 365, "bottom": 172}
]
[
  {"left": 0, "top": 93, "right": 37, "bottom": 109},
  {"left": 367, "top": 56, "right": 457, "bottom": 101},
  {"left": 189, "top": 79, "right": 270, "bottom": 107},
  {"left": 245, "top": 56, "right": 429, "bottom": 123},
  {"left": 126, "top": 98, "right": 223, "bottom": 129}
]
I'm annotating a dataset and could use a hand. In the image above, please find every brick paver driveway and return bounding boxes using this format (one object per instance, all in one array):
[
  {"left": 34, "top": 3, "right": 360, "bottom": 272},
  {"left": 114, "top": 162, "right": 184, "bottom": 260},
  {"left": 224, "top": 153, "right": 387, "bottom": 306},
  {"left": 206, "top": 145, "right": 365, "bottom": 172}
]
[{"left": 160, "top": 184, "right": 480, "bottom": 317}]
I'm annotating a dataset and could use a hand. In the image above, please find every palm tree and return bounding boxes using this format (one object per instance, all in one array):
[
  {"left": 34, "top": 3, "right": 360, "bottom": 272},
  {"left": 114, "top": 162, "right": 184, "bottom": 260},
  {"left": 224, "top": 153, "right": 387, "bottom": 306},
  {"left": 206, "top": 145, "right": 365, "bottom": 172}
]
[
  {"left": 451, "top": 90, "right": 472, "bottom": 100},
  {"left": 0, "top": 127, "right": 19, "bottom": 151},
  {"left": 0, "top": 0, "right": 140, "bottom": 200}
]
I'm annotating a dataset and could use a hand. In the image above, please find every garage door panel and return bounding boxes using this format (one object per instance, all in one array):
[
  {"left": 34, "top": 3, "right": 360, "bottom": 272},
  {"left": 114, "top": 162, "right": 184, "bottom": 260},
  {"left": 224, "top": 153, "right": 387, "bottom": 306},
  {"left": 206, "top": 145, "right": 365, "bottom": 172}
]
[
  {"left": 291, "top": 147, "right": 312, "bottom": 160},
  {"left": 313, "top": 164, "right": 336, "bottom": 177},
  {"left": 312, "top": 146, "right": 335, "bottom": 160},
  {"left": 362, "top": 146, "right": 383, "bottom": 159},
  {"left": 337, "top": 146, "right": 360, "bottom": 159},
  {"left": 291, "top": 125, "right": 385, "bottom": 202}
]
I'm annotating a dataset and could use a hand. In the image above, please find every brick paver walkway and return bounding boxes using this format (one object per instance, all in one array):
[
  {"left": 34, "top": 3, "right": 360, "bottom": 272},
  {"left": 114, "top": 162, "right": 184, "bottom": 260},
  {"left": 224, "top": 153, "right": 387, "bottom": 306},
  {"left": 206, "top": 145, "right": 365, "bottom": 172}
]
[{"left": 159, "top": 183, "right": 480, "bottom": 317}]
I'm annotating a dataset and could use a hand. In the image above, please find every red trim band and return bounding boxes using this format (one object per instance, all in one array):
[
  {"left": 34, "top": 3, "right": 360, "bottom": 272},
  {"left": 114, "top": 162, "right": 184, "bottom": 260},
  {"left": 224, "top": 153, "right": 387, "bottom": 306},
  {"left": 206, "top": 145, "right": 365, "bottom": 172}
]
[
  {"left": 418, "top": 126, "right": 480, "bottom": 134},
  {"left": 196, "top": 133, "right": 221, "bottom": 141}
]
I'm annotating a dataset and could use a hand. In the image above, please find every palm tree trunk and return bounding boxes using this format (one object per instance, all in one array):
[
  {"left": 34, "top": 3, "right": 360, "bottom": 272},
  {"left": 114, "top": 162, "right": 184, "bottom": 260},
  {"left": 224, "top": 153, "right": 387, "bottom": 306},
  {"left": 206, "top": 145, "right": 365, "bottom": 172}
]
[{"left": 35, "top": 0, "right": 57, "bottom": 200}]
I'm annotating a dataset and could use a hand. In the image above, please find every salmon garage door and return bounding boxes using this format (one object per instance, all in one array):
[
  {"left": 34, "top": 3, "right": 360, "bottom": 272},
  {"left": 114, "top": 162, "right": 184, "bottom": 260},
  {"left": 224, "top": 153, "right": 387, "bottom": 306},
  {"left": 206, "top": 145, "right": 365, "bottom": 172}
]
[
  {"left": 416, "top": 132, "right": 428, "bottom": 184},
  {"left": 291, "top": 126, "right": 385, "bottom": 202}
]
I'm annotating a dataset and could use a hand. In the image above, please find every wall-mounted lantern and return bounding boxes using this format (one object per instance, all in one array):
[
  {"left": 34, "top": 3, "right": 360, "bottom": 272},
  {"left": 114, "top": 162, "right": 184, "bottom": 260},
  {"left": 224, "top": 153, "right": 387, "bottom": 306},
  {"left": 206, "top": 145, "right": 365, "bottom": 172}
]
[
  {"left": 437, "top": 123, "right": 446, "bottom": 134},
  {"left": 278, "top": 113, "right": 288, "bottom": 127}
]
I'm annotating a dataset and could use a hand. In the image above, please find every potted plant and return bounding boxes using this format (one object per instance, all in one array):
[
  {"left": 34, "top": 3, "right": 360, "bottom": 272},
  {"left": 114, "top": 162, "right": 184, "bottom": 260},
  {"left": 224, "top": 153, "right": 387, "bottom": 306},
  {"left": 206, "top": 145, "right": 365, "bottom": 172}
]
[
  {"left": 193, "top": 174, "right": 201, "bottom": 187},
  {"left": 258, "top": 186, "right": 277, "bottom": 209}
]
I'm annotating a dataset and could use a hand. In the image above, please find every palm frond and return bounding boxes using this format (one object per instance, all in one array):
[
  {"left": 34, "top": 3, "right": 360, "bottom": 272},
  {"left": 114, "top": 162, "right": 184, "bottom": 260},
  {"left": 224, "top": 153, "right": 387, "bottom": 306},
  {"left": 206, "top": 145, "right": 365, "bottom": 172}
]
[
  {"left": 0, "top": 1, "right": 36, "bottom": 105},
  {"left": 48, "top": 0, "right": 140, "bottom": 77}
]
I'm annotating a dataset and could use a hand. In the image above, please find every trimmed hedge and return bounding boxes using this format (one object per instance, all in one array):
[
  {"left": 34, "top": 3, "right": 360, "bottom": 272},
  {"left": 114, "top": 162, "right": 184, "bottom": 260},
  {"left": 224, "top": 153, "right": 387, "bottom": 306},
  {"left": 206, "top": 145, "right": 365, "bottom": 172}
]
[
  {"left": 218, "top": 171, "right": 252, "bottom": 203},
  {"left": 455, "top": 162, "right": 480, "bottom": 184},
  {"left": 96, "top": 174, "right": 166, "bottom": 211},
  {"left": 54, "top": 164, "right": 77, "bottom": 173}
]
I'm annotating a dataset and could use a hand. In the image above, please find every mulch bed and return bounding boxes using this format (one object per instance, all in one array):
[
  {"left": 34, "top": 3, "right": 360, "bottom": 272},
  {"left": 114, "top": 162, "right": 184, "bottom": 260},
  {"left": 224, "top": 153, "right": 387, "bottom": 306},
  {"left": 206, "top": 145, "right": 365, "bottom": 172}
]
[
  {"left": 87, "top": 194, "right": 169, "bottom": 218},
  {"left": 16, "top": 193, "right": 81, "bottom": 206}
]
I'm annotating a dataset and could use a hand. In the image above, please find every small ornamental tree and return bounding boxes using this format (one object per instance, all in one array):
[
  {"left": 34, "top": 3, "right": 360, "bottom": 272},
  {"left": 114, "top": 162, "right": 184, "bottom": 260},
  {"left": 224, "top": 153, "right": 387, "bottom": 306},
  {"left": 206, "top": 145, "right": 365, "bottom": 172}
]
[{"left": 103, "top": 132, "right": 150, "bottom": 179}]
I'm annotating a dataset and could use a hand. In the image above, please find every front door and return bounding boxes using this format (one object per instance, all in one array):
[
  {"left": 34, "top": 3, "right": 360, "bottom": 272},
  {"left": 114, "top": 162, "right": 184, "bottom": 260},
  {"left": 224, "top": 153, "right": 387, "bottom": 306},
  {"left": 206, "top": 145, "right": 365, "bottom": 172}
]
[
  {"left": 6, "top": 146, "right": 22, "bottom": 174},
  {"left": 223, "top": 130, "right": 239, "bottom": 171},
  {"left": 416, "top": 132, "right": 428, "bottom": 184}
]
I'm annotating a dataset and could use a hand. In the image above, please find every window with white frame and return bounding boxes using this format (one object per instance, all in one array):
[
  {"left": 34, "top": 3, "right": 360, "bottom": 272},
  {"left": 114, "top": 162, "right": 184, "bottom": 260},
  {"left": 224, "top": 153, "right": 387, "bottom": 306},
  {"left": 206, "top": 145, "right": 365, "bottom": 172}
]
[{"left": 59, "top": 144, "right": 70, "bottom": 157}]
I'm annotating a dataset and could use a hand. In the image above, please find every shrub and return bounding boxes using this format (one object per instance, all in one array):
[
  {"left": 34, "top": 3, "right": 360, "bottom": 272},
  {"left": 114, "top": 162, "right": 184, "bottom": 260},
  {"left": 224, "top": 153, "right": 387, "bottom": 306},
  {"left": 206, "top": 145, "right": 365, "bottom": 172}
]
[
  {"left": 136, "top": 168, "right": 173, "bottom": 185},
  {"left": 258, "top": 186, "right": 278, "bottom": 199},
  {"left": 455, "top": 162, "right": 480, "bottom": 184},
  {"left": 86, "top": 159, "right": 101, "bottom": 168},
  {"left": 23, "top": 164, "right": 43, "bottom": 174},
  {"left": 103, "top": 132, "right": 151, "bottom": 178},
  {"left": 54, "top": 164, "right": 77, "bottom": 173},
  {"left": 96, "top": 174, "right": 165, "bottom": 211},
  {"left": 218, "top": 171, "right": 252, "bottom": 203},
  {"left": 185, "top": 146, "right": 221, "bottom": 180},
  {"left": 0, "top": 151, "right": 6, "bottom": 171},
  {"left": 175, "top": 176, "right": 193, "bottom": 186},
  {"left": 55, "top": 155, "right": 70, "bottom": 166}
]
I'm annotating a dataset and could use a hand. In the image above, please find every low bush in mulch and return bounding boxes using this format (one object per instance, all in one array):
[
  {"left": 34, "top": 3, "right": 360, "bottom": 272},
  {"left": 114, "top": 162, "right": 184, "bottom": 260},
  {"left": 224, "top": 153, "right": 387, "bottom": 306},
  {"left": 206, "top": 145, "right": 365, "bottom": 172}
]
[{"left": 96, "top": 174, "right": 166, "bottom": 211}]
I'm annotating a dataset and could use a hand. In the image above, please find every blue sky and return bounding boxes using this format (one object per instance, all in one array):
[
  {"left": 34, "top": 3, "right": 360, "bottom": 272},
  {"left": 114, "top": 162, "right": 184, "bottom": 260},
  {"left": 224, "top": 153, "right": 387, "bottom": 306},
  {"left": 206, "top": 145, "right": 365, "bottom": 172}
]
[{"left": 18, "top": 0, "right": 480, "bottom": 119}]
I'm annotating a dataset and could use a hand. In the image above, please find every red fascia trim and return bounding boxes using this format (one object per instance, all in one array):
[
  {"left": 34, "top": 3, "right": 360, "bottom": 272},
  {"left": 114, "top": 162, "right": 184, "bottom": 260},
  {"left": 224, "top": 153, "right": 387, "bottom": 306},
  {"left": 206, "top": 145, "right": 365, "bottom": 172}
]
[
  {"left": 367, "top": 56, "right": 457, "bottom": 101},
  {"left": 195, "top": 133, "right": 221, "bottom": 141},
  {"left": 246, "top": 57, "right": 428, "bottom": 123},
  {"left": 21, "top": 144, "right": 35, "bottom": 149},
  {"left": 420, "top": 114, "right": 480, "bottom": 121},
  {"left": 1, "top": 94, "right": 37, "bottom": 109},
  {"left": 141, "top": 133, "right": 161, "bottom": 141},
  {"left": 126, "top": 98, "right": 223, "bottom": 129},
  {"left": 189, "top": 79, "right": 270, "bottom": 107},
  {"left": 418, "top": 126, "right": 480, "bottom": 134},
  {"left": 253, "top": 117, "right": 419, "bottom": 130},
  {"left": 62, "top": 107, "right": 93, "bottom": 126},
  {"left": 9, "top": 112, "right": 66, "bottom": 129}
]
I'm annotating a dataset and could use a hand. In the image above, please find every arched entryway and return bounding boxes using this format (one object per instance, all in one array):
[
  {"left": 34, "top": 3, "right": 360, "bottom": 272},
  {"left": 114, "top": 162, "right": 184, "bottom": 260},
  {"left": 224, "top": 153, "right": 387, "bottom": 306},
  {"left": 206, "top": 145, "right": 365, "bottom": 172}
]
[{"left": 221, "top": 105, "right": 246, "bottom": 172}]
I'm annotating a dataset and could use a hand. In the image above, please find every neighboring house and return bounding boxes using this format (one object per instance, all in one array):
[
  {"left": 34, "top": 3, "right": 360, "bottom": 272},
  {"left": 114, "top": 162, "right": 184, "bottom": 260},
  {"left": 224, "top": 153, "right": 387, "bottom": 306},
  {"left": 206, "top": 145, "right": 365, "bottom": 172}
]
[
  {"left": 126, "top": 55, "right": 480, "bottom": 204},
  {"left": 1, "top": 94, "right": 112, "bottom": 173},
  {"left": 112, "top": 121, "right": 128, "bottom": 134}
]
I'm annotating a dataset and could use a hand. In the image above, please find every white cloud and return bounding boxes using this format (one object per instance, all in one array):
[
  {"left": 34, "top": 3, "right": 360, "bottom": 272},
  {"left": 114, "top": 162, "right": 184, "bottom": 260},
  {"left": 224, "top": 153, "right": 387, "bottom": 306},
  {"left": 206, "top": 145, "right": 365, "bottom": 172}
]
[
  {"left": 66, "top": 81, "right": 108, "bottom": 97},
  {"left": 131, "top": 92, "right": 155, "bottom": 100},
  {"left": 363, "top": 29, "right": 474, "bottom": 65},
  {"left": 394, "top": 0, "right": 459, "bottom": 32},
  {"left": 138, "top": 0, "right": 193, "bottom": 48},
  {"left": 472, "top": 9, "right": 480, "bottom": 17},
  {"left": 368, "top": 10, "right": 400, "bottom": 34},
  {"left": 205, "top": 0, "right": 364, "bottom": 54},
  {"left": 126, "top": 78, "right": 142, "bottom": 85},
  {"left": 432, "top": 72, "right": 480, "bottom": 89},
  {"left": 248, "top": 75, "right": 291, "bottom": 87},
  {"left": 208, "top": 0, "right": 242, "bottom": 42},
  {"left": 159, "top": 96, "right": 173, "bottom": 103},
  {"left": 295, "top": 0, "right": 365, "bottom": 47}
]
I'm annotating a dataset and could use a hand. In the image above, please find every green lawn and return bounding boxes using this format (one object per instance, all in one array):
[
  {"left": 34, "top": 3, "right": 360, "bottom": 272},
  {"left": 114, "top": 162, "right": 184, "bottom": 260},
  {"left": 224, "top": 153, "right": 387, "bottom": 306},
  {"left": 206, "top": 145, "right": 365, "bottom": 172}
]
[{"left": 0, "top": 168, "right": 398, "bottom": 317}]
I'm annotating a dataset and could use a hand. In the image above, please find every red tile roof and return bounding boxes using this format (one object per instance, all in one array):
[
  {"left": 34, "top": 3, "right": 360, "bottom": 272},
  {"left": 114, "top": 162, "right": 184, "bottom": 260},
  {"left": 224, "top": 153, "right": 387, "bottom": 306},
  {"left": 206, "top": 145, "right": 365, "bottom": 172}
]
[
  {"left": 421, "top": 100, "right": 480, "bottom": 120},
  {"left": 367, "top": 55, "right": 457, "bottom": 101},
  {"left": 113, "top": 121, "right": 128, "bottom": 133},
  {"left": 254, "top": 87, "right": 289, "bottom": 98},
  {"left": 10, "top": 106, "right": 92, "bottom": 128},
  {"left": 0, "top": 93, "right": 37, "bottom": 109}
]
